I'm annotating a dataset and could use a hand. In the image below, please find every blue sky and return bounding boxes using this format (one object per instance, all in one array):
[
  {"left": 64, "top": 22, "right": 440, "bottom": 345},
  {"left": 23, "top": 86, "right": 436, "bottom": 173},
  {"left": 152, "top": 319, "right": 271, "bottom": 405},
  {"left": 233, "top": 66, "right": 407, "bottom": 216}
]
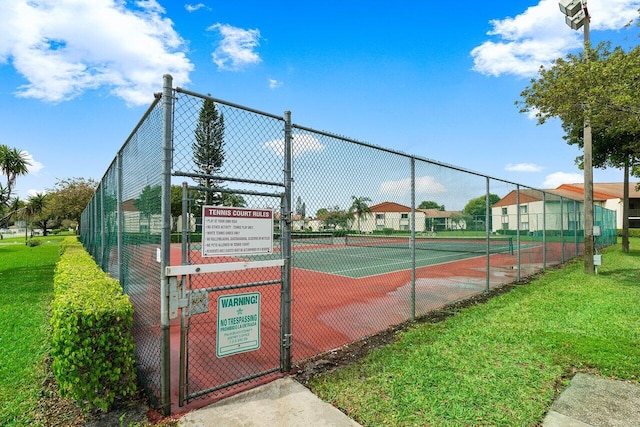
[{"left": 1, "top": 0, "right": 639, "bottom": 201}]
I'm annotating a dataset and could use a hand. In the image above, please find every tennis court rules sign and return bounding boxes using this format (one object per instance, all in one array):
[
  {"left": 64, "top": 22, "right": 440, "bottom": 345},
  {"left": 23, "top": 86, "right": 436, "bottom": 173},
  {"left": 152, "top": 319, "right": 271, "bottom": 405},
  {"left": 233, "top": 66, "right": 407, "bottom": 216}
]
[
  {"left": 217, "top": 292, "right": 261, "bottom": 358},
  {"left": 202, "top": 206, "right": 273, "bottom": 257}
]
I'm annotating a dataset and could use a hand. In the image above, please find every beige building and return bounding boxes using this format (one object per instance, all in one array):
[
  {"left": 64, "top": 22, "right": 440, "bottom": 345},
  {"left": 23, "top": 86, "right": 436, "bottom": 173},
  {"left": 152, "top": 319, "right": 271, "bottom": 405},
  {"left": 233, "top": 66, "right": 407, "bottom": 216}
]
[
  {"left": 491, "top": 183, "right": 638, "bottom": 233},
  {"left": 353, "top": 202, "right": 466, "bottom": 233}
]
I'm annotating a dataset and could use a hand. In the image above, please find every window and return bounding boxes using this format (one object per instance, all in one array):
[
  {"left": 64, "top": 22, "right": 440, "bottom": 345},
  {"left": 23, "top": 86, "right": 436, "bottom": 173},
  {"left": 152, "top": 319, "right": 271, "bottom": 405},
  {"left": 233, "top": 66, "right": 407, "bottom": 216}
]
[
  {"left": 502, "top": 207, "right": 507, "bottom": 215},
  {"left": 401, "top": 213, "right": 409, "bottom": 219},
  {"left": 376, "top": 213, "right": 384, "bottom": 220},
  {"left": 519, "top": 205, "right": 528, "bottom": 214},
  {"left": 520, "top": 221, "right": 528, "bottom": 230}
]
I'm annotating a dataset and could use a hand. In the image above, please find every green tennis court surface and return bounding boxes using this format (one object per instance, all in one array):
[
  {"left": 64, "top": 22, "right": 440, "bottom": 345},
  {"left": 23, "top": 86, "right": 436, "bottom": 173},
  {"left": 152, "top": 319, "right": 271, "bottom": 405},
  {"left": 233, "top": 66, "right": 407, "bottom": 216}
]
[{"left": 252, "top": 236, "right": 520, "bottom": 278}]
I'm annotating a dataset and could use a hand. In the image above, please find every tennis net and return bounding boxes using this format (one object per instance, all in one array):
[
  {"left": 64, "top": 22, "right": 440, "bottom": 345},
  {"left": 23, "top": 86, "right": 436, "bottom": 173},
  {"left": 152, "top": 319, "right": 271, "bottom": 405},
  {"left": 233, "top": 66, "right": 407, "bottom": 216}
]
[
  {"left": 290, "top": 232, "right": 335, "bottom": 245},
  {"left": 345, "top": 234, "right": 513, "bottom": 255}
]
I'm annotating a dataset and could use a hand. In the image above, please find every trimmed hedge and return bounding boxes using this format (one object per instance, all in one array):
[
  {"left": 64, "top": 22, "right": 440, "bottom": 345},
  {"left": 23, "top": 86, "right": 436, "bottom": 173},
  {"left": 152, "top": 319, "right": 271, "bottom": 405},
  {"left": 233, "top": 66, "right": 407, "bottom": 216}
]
[
  {"left": 50, "top": 237, "right": 136, "bottom": 411},
  {"left": 618, "top": 228, "right": 640, "bottom": 238}
]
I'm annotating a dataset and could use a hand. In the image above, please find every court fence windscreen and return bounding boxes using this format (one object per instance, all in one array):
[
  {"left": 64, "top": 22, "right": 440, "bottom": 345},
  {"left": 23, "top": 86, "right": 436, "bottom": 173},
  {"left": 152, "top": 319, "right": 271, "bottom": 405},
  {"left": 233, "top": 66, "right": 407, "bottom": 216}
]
[{"left": 80, "top": 75, "right": 617, "bottom": 415}]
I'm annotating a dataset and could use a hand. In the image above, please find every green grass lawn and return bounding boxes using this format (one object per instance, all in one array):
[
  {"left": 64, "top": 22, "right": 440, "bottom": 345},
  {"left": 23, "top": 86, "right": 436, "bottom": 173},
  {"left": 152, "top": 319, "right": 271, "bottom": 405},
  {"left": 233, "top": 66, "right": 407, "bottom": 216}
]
[
  {"left": 307, "top": 238, "right": 640, "bottom": 426},
  {"left": 0, "top": 236, "right": 63, "bottom": 426}
]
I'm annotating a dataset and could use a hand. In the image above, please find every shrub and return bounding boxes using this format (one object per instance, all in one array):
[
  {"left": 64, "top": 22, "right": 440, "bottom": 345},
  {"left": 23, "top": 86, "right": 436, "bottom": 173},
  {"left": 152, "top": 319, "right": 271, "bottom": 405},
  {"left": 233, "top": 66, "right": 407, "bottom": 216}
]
[
  {"left": 50, "top": 237, "right": 136, "bottom": 412},
  {"left": 618, "top": 228, "right": 640, "bottom": 238},
  {"left": 26, "top": 238, "right": 42, "bottom": 247}
]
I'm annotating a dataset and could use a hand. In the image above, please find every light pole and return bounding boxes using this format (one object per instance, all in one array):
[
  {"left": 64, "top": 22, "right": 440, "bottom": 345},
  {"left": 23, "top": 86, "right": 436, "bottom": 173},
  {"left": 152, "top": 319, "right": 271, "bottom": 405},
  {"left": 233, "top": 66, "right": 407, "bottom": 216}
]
[{"left": 559, "top": 0, "right": 594, "bottom": 274}]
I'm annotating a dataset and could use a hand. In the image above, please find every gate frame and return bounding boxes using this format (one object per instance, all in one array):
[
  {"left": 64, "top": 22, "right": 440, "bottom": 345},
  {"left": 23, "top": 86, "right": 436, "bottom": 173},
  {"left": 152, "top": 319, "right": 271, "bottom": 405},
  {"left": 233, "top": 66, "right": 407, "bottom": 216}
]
[{"left": 159, "top": 79, "right": 293, "bottom": 412}]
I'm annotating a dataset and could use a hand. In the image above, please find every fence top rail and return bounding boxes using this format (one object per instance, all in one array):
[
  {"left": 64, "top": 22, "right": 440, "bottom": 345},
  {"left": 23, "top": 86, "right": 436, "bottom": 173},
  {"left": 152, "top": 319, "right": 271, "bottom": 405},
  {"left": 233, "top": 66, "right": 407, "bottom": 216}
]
[
  {"left": 175, "top": 87, "right": 557, "bottom": 194},
  {"left": 175, "top": 87, "right": 285, "bottom": 121}
]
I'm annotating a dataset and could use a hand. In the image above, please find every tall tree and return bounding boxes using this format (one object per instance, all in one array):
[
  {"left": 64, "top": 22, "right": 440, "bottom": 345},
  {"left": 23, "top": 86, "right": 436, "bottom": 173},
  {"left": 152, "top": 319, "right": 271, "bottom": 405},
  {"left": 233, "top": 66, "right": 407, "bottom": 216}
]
[
  {"left": 220, "top": 193, "right": 246, "bottom": 207},
  {"left": 518, "top": 43, "right": 640, "bottom": 252},
  {"left": 46, "top": 177, "right": 97, "bottom": 232},
  {"left": 463, "top": 194, "right": 500, "bottom": 231},
  {"left": 0, "top": 145, "right": 31, "bottom": 207},
  {"left": 192, "top": 97, "right": 225, "bottom": 206},
  {"left": 319, "top": 206, "right": 352, "bottom": 230},
  {"left": 349, "top": 196, "right": 372, "bottom": 233},
  {"left": 418, "top": 200, "right": 445, "bottom": 210},
  {"left": 134, "top": 185, "right": 162, "bottom": 232},
  {"left": 0, "top": 197, "right": 24, "bottom": 228},
  {"left": 26, "top": 192, "right": 50, "bottom": 236}
]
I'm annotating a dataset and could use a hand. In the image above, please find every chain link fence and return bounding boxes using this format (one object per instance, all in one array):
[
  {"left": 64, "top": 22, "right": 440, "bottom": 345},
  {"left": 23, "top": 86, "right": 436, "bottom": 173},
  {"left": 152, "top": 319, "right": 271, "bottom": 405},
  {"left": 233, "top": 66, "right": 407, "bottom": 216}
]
[{"left": 80, "top": 76, "right": 617, "bottom": 414}]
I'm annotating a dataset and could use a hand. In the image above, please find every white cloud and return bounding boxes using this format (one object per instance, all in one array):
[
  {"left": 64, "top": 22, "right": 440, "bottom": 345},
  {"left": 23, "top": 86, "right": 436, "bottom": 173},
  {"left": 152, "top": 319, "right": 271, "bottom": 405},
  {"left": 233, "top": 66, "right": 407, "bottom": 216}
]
[
  {"left": 22, "top": 151, "right": 44, "bottom": 175},
  {"left": 208, "top": 23, "right": 261, "bottom": 71},
  {"left": 505, "top": 163, "right": 543, "bottom": 172},
  {"left": 0, "top": 0, "right": 194, "bottom": 106},
  {"left": 471, "top": 0, "right": 640, "bottom": 78},
  {"left": 379, "top": 176, "right": 446, "bottom": 196},
  {"left": 185, "top": 3, "right": 206, "bottom": 12},
  {"left": 542, "top": 171, "right": 583, "bottom": 188},
  {"left": 264, "top": 133, "right": 325, "bottom": 157},
  {"left": 268, "top": 78, "right": 283, "bottom": 89}
]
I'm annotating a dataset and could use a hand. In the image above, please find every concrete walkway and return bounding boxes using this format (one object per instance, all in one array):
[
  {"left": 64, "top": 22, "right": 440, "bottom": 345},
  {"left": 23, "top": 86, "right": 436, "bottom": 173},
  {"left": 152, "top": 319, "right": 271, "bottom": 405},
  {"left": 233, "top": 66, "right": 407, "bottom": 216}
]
[
  {"left": 178, "top": 373, "right": 640, "bottom": 426},
  {"left": 178, "top": 377, "right": 361, "bottom": 427},
  {"left": 543, "top": 373, "right": 640, "bottom": 427}
]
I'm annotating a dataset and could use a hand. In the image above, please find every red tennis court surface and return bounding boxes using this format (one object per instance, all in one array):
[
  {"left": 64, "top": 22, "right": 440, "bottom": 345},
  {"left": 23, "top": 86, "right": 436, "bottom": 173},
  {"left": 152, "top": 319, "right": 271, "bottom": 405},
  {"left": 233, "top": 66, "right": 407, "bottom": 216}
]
[{"left": 165, "top": 241, "right": 563, "bottom": 413}]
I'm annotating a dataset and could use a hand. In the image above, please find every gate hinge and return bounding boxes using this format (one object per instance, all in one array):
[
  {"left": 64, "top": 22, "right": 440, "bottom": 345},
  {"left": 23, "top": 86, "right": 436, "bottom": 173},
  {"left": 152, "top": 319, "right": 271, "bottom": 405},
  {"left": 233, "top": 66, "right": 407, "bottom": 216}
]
[{"left": 168, "top": 277, "right": 189, "bottom": 319}]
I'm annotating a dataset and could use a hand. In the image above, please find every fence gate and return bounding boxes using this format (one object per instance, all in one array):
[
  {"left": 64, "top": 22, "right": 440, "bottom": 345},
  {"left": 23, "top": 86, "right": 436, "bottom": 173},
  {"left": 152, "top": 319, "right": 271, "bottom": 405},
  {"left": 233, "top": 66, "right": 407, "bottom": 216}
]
[{"left": 163, "top": 89, "right": 293, "bottom": 409}]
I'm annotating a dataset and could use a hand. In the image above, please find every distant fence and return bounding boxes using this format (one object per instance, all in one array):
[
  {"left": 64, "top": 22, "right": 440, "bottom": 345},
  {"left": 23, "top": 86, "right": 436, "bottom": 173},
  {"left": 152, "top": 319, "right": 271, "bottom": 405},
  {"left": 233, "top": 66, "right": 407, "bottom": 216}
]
[{"left": 80, "top": 75, "right": 617, "bottom": 415}]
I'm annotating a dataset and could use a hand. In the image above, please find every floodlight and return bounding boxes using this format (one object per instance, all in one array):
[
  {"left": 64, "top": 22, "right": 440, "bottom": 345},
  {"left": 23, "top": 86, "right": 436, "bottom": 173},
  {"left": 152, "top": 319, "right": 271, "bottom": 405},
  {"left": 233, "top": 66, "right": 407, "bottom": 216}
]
[
  {"left": 565, "top": 9, "right": 586, "bottom": 30},
  {"left": 559, "top": 0, "right": 582, "bottom": 17}
]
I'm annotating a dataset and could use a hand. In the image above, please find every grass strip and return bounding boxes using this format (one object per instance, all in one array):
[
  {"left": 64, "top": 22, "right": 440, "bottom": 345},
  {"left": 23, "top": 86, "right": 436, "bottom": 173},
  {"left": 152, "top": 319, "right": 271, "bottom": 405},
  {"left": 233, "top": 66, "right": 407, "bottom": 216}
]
[
  {"left": 308, "top": 240, "right": 640, "bottom": 426},
  {"left": 0, "top": 237, "right": 63, "bottom": 426}
]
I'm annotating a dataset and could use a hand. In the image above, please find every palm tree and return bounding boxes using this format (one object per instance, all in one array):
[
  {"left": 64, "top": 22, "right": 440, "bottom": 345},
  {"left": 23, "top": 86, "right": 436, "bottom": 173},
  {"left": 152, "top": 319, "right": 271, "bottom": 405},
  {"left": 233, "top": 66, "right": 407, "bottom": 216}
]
[
  {"left": 0, "top": 145, "right": 31, "bottom": 207},
  {"left": 349, "top": 196, "right": 372, "bottom": 233},
  {"left": 26, "top": 192, "right": 48, "bottom": 236}
]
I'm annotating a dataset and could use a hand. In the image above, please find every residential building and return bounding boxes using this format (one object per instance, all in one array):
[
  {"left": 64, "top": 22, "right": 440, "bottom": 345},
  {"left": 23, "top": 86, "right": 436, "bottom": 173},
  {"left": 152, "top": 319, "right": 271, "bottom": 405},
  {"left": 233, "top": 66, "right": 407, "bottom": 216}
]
[{"left": 491, "top": 182, "right": 637, "bottom": 234}]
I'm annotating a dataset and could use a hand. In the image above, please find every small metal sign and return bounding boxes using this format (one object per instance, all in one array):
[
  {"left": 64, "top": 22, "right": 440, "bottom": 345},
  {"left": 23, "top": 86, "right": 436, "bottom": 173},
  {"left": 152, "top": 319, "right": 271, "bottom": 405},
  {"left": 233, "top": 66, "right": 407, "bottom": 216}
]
[
  {"left": 216, "top": 292, "right": 261, "bottom": 358},
  {"left": 188, "top": 289, "right": 209, "bottom": 316},
  {"left": 201, "top": 206, "right": 274, "bottom": 257}
]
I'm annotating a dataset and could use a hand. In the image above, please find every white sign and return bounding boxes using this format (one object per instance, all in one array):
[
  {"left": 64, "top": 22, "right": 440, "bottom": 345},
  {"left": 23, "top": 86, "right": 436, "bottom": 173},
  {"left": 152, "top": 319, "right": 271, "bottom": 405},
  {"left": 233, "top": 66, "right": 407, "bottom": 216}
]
[
  {"left": 202, "top": 206, "right": 273, "bottom": 257},
  {"left": 217, "top": 292, "right": 261, "bottom": 358}
]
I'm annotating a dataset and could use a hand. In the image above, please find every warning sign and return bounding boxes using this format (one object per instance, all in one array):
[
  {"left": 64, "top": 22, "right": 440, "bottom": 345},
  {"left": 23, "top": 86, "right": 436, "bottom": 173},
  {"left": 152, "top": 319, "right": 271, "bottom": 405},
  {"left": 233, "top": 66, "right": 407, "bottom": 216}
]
[
  {"left": 216, "top": 292, "right": 261, "bottom": 358},
  {"left": 202, "top": 206, "right": 273, "bottom": 257}
]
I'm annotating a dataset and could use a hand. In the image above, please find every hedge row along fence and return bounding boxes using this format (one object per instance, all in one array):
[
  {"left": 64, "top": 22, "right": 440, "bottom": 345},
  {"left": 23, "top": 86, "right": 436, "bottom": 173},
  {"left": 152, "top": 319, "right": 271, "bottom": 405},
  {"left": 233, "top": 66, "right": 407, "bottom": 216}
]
[{"left": 50, "top": 237, "right": 137, "bottom": 411}]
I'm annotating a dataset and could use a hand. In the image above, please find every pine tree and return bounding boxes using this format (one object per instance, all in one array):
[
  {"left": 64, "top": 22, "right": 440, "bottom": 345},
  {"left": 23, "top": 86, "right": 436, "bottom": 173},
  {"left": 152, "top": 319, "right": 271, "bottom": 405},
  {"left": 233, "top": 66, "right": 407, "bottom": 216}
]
[{"left": 192, "top": 97, "right": 225, "bottom": 205}]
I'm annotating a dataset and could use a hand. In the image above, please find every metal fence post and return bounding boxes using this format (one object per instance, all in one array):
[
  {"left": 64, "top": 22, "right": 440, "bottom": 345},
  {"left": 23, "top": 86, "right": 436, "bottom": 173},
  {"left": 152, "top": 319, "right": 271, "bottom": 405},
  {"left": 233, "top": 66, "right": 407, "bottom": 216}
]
[
  {"left": 410, "top": 157, "right": 416, "bottom": 320},
  {"left": 516, "top": 185, "right": 521, "bottom": 282},
  {"left": 485, "top": 177, "right": 490, "bottom": 292},
  {"left": 281, "top": 110, "right": 293, "bottom": 372},
  {"left": 574, "top": 200, "right": 579, "bottom": 257},
  {"left": 560, "top": 198, "right": 565, "bottom": 263},
  {"left": 160, "top": 74, "right": 174, "bottom": 416},
  {"left": 117, "top": 152, "right": 124, "bottom": 286},
  {"left": 542, "top": 192, "right": 547, "bottom": 270}
]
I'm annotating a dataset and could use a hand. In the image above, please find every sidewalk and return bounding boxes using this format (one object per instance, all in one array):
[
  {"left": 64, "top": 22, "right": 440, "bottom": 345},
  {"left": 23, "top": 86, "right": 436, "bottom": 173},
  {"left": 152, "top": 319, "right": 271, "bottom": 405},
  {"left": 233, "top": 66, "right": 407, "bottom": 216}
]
[
  {"left": 543, "top": 373, "right": 640, "bottom": 427},
  {"left": 177, "top": 377, "right": 361, "bottom": 427},
  {"left": 177, "top": 373, "right": 640, "bottom": 426}
]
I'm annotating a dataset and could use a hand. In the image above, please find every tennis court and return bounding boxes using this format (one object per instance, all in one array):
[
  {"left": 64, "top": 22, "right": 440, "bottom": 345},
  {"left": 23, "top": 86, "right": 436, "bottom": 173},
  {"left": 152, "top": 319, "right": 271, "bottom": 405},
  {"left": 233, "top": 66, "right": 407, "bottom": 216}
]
[{"left": 257, "top": 234, "right": 517, "bottom": 278}]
